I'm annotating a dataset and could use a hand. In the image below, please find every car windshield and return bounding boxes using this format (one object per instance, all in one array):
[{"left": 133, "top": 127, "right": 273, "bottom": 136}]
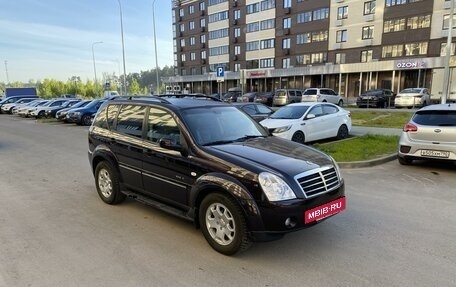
[
  {"left": 413, "top": 110, "right": 456, "bottom": 126},
  {"left": 364, "top": 90, "right": 383, "bottom": 96},
  {"left": 181, "top": 106, "right": 267, "bottom": 145},
  {"left": 400, "top": 88, "right": 422, "bottom": 94},
  {"left": 269, "top": 105, "right": 310, "bottom": 119},
  {"left": 303, "top": 89, "right": 318, "bottom": 95}
]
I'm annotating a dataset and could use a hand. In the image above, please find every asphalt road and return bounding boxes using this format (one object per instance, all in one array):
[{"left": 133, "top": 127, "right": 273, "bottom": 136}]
[{"left": 1, "top": 115, "right": 455, "bottom": 287}]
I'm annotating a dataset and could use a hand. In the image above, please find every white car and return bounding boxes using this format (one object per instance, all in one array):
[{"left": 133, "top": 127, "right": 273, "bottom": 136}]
[
  {"left": 301, "top": 88, "right": 344, "bottom": 106},
  {"left": 260, "top": 102, "right": 352, "bottom": 143},
  {"left": 394, "top": 88, "right": 431, "bottom": 109}
]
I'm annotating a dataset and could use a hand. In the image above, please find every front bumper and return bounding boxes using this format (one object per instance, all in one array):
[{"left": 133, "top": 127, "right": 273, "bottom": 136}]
[{"left": 244, "top": 183, "right": 345, "bottom": 241}]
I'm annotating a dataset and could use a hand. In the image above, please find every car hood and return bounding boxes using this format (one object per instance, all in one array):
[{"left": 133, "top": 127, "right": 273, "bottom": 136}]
[
  {"left": 203, "top": 136, "right": 332, "bottom": 176},
  {"left": 260, "top": 118, "right": 300, "bottom": 129}
]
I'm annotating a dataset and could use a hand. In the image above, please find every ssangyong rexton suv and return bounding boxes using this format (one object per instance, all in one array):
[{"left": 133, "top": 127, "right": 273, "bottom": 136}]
[{"left": 88, "top": 95, "right": 346, "bottom": 255}]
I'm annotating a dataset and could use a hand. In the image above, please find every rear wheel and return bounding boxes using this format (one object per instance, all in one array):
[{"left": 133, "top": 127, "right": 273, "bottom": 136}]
[
  {"left": 338, "top": 100, "right": 343, "bottom": 106},
  {"left": 37, "top": 111, "right": 45, "bottom": 119},
  {"left": 398, "top": 156, "right": 413, "bottom": 165},
  {"left": 336, "top": 125, "right": 349, "bottom": 140},
  {"left": 81, "top": 114, "right": 92, "bottom": 126},
  {"left": 291, "top": 131, "right": 305, "bottom": 144},
  {"left": 199, "top": 193, "right": 251, "bottom": 255},
  {"left": 95, "top": 161, "right": 126, "bottom": 204}
]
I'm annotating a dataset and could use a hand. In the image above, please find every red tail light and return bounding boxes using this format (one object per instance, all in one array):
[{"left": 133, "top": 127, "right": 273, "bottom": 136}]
[{"left": 403, "top": 122, "right": 417, "bottom": 132}]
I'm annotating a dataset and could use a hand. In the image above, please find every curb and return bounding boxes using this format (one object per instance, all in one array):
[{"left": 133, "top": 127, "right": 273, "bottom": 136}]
[{"left": 338, "top": 153, "right": 398, "bottom": 169}]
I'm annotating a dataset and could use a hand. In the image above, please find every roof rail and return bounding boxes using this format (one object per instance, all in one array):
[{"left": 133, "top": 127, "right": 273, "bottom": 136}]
[
  {"left": 127, "top": 95, "right": 172, "bottom": 104},
  {"left": 158, "top": 93, "right": 222, "bottom": 102}
]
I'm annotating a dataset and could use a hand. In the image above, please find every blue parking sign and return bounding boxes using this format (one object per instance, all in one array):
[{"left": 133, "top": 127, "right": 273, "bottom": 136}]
[{"left": 216, "top": 66, "right": 224, "bottom": 77}]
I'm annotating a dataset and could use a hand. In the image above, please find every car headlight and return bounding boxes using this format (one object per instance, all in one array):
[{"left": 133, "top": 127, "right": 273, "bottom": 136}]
[
  {"left": 73, "top": 112, "right": 81, "bottom": 116},
  {"left": 273, "top": 125, "right": 292, "bottom": 134},
  {"left": 329, "top": 156, "right": 343, "bottom": 181},
  {"left": 258, "top": 172, "right": 296, "bottom": 202}
]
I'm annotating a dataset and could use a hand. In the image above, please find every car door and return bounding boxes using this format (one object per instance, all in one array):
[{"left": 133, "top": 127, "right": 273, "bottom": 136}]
[
  {"left": 141, "top": 107, "right": 194, "bottom": 207},
  {"left": 111, "top": 104, "right": 146, "bottom": 192},
  {"left": 303, "top": 104, "right": 326, "bottom": 141}
]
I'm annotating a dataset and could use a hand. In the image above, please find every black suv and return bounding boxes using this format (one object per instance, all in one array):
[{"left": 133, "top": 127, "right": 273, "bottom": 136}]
[{"left": 88, "top": 95, "right": 346, "bottom": 255}]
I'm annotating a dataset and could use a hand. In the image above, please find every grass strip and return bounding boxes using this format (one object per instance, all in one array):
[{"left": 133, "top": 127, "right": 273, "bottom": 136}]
[
  {"left": 312, "top": 134, "right": 400, "bottom": 162},
  {"left": 350, "top": 110, "right": 412, "bottom": 129}
]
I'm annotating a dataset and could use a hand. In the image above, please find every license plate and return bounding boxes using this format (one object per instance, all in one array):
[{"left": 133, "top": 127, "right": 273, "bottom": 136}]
[
  {"left": 420, "top": 150, "right": 450, "bottom": 158},
  {"left": 305, "top": 197, "right": 346, "bottom": 224}
]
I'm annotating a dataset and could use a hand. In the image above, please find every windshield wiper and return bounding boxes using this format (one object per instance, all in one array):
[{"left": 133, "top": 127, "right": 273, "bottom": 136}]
[
  {"left": 233, "top": 135, "right": 267, "bottom": 142},
  {"left": 202, "top": 140, "right": 235, "bottom": 146}
]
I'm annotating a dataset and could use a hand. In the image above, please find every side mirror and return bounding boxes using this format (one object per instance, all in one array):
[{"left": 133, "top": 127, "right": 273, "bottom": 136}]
[
  {"left": 159, "top": 137, "right": 185, "bottom": 154},
  {"left": 306, "top": 113, "right": 316, "bottom": 120}
]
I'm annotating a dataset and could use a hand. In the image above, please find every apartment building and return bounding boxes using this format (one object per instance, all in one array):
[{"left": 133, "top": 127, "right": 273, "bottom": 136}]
[{"left": 167, "top": 0, "right": 456, "bottom": 100}]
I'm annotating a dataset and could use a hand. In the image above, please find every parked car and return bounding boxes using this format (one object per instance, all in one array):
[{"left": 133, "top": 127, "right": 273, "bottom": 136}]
[
  {"left": 221, "top": 87, "right": 242, "bottom": 102},
  {"left": 236, "top": 92, "right": 260, "bottom": 103},
  {"left": 88, "top": 96, "right": 346, "bottom": 255},
  {"left": 30, "top": 99, "right": 69, "bottom": 118},
  {"left": 394, "top": 88, "right": 431, "bottom": 109},
  {"left": 260, "top": 102, "right": 351, "bottom": 144},
  {"left": 231, "top": 102, "right": 274, "bottom": 122},
  {"left": 11, "top": 99, "right": 42, "bottom": 115},
  {"left": 66, "top": 98, "right": 107, "bottom": 125},
  {"left": 0, "top": 95, "right": 39, "bottom": 114},
  {"left": 254, "top": 91, "right": 274, "bottom": 106},
  {"left": 17, "top": 100, "right": 49, "bottom": 117},
  {"left": 356, "top": 89, "right": 395, "bottom": 108},
  {"left": 301, "top": 88, "right": 344, "bottom": 106},
  {"left": 272, "top": 89, "right": 303, "bottom": 106},
  {"left": 1, "top": 98, "right": 38, "bottom": 114},
  {"left": 56, "top": 100, "right": 91, "bottom": 121},
  {"left": 397, "top": 103, "right": 456, "bottom": 165},
  {"left": 44, "top": 99, "right": 81, "bottom": 118}
]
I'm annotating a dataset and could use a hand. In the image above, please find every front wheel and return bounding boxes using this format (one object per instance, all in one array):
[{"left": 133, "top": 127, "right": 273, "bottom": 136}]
[
  {"left": 199, "top": 193, "right": 251, "bottom": 255},
  {"left": 95, "top": 161, "right": 126, "bottom": 204},
  {"left": 291, "top": 131, "right": 305, "bottom": 144},
  {"left": 81, "top": 114, "right": 92, "bottom": 126},
  {"left": 336, "top": 125, "right": 349, "bottom": 140}
]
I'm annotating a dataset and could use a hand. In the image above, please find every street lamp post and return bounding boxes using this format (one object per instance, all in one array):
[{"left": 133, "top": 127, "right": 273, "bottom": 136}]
[
  {"left": 152, "top": 0, "right": 160, "bottom": 95},
  {"left": 117, "top": 0, "right": 128, "bottom": 96},
  {"left": 92, "top": 41, "right": 103, "bottom": 83},
  {"left": 442, "top": 0, "right": 455, "bottom": 104}
]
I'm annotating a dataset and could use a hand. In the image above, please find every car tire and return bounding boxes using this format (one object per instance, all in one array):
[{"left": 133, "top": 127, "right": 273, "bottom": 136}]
[
  {"left": 291, "top": 131, "right": 305, "bottom": 144},
  {"left": 81, "top": 114, "right": 92, "bottom": 126},
  {"left": 398, "top": 156, "right": 413, "bottom": 165},
  {"left": 336, "top": 125, "right": 349, "bottom": 140},
  {"left": 199, "top": 193, "right": 251, "bottom": 255},
  {"left": 37, "top": 111, "right": 45, "bottom": 119},
  {"left": 95, "top": 160, "right": 126, "bottom": 205},
  {"left": 338, "top": 100, "right": 343, "bottom": 106}
]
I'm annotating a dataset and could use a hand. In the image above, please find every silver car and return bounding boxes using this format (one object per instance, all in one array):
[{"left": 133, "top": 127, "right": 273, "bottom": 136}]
[
  {"left": 394, "top": 88, "right": 431, "bottom": 109},
  {"left": 398, "top": 104, "right": 456, "bottom": 165}
]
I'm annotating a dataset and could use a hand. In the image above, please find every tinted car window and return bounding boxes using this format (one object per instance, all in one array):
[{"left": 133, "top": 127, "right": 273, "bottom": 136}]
[
  {"left": 323, "top": 105, "right": 339, "bottom": 115},
  {"left": 241, "top": 104, "right": 257, "bottom": 115},
  {"left": 270, "top": 105, "right": 309, "bottom": 119},
  {"left": 257, "top": 104, "right": 272, "bottom": 114},
  {"left": 309, "top": 105, "right": 324, "bottom": 117},
  {"left": 413, "top": 110, "right": 456, "bottom": 126},
  {"left": 146, "top": 108, "right": 180, "bottom": 144},
  {"left": 303, "top": 89, "right": 317, "bottom": 95},
  {"left": 116, "top": 105, "right": 146, "bottom": 138},
  {"left": 107, "top": 104, "right": 120, "bottom": 129}
]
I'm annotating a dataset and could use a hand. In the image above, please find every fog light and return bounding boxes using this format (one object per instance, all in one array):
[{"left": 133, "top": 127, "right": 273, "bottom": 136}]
[
  {"left": 400, "top": 145, "right": 411, "bottom": 153},
  {"left": 285, "top": 217, "right": 297, "bottom": 228}
]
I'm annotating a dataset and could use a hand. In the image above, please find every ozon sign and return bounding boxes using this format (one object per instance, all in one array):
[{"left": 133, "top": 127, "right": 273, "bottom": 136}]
[{"left": 395, "top": 60, "right": 426, "bottom": 69}]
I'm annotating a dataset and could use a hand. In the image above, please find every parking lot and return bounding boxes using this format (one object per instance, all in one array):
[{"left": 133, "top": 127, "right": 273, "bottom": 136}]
[{"left": 0, "top": 114, "right": 455, "bottom": 287}]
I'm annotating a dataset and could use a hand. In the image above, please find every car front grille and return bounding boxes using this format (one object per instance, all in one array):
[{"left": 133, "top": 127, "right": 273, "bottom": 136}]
[{"left": 295, "top": 166, "right": 340, "bottom": 198}]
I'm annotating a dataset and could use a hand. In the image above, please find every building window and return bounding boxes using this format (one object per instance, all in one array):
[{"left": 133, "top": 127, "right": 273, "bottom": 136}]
[
  {"left": 386, "top": 0, "right": 422, "bottom": 7},
  {"left": 246, "top": 41, "right": 259, "bottom": 51},
  {"left": 208, "top": 11, "right": 229, "bottom": 23},
  {"left": 443, "top": 14, "right": 456, "bottom": 30},
  {"left": 201, "top": 66, "right": 207, "bottom": 74},
  {"left": 404, "top": 42, "right": 428, "bottom": 56},
  {"left": 282, "top": 58, "right": 291, "bottom": 68},
  {"left": 335, "top": 53, "right": 346, "bottom": 64},
  {"left": 283, "top": 0, "right": 291, "bottom": 8},
  {"left": 362, "top": 26, "right": 374, "bottom": 39},
  {"left": 234, "top": 28, "right": 241, "bottom": 37},
  {"left": 246, "top": 22, "right": 260, "bottom": 33},
  {"left": 234, "top": 10, "right": 241, "bottom": 20},
  {"left": 199, "top": 2, "right": 205, "bottom": 11},
  {"left": 297, "top": 8, "right": 329, "bottom": 23},
  {"left": 312, "top": 30, "right": 328, "bottom": 42},
  {"left": 235, "top": 45, "right": 241, "bottom": 55},
  {"left": 407, "top": 15, "right": 431, "bottom": 29},
  {"left": 364, "top": 1, "right": 376, "bottom": 15},
  {"left": 190, "top": 37, "right": 195, "bottom": 45},
  {"left": 260, "top": 58, "right": 274, "bottom": 68},
  {"left": 200, "top": 34, "right": 206, "bottom": 43},
  {"left": 209, "top": 45, "right": 229, "bottom": 56},
  {"left": 180, "top": 38, "right": 185, "bottom": 47},
  {"left": 201, "top": 50, "right": 207, "bottom": 59},
  {"left": 283, "top": 17, "right": 291, "bottom": 29},
  {"left": 260, "top": 19, "right": 275, "bottom": 30},
  {"left": 311, "top": 53, "right": 327, "bottom": 64},
  {"left": 189, "top": 5, "right": 194, "bottom": 14},
  {"left": 200, "top": 18, "right": 206, "bottom": 27},
  {"left": 190, "top": 52, "right": 196, "bottom": 61},
  {"left": 336, "top": 30, "right": 347, "bottom": 43},
  {"left": 440, "top": 42, "right": 456, "bottom": 56},
  {"left": 283, "top": 38, "right": 291, "bottom": 49},
  {"left": 189, "top": 21, "right": 195, "bottom": 30},
  {"left": 181, "top": 54, "right": 186, "bottom": 61},
  {"left": 246, "top": 60, "right": 259, "bottom": 69},
  {"left": 179, "top": 8, "right": 184, "bottom": 17},
  {"left": 209, "top": 28, "right": 229, "bottom": 40},
  {"left": 261, "top": 0, "right": 275, "bottom": 11},
  {"left": 180, "top": 24, "right": 185, "bottom": 32},
  {"left": 234, "top": 63, "right": 241, "bottom": 72},
  {"left": 246, "top": 3, "right": 260, "bottom": 14},
  {"left": 384, "top": 18, "right": 406, "bottom": 33},
  {"left": 361, "top": 50, "right": 372, "bottom": 62},
  {"left": 337, "top": 6, "right": 348, "bottom": 20},
  {"left": 208, "top": 0, "right": 228, "bottom": 6},
  {"left": 382, "top": 45, "right": 403, "bottom": 58},
  {"left": 260, "top": 39, "right": 275, "bottom": 49},
  {"left": 297, "top": 33, "right": 311, "bottom": 44}
]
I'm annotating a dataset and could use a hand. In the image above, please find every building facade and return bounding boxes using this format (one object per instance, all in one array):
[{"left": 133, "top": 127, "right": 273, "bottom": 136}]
[{"left": 167, "top": 0, "right": 456, "bottom": 101}]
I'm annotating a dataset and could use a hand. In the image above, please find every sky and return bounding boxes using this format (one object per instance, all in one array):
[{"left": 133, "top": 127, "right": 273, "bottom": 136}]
[{"left": 0, "top": 0, "right": 174, "bottom": 83}]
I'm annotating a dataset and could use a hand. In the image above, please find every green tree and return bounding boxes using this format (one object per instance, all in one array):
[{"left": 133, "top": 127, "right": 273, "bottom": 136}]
[{"left": 129, "top": 78, "right": 141, "bottom": 95}]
